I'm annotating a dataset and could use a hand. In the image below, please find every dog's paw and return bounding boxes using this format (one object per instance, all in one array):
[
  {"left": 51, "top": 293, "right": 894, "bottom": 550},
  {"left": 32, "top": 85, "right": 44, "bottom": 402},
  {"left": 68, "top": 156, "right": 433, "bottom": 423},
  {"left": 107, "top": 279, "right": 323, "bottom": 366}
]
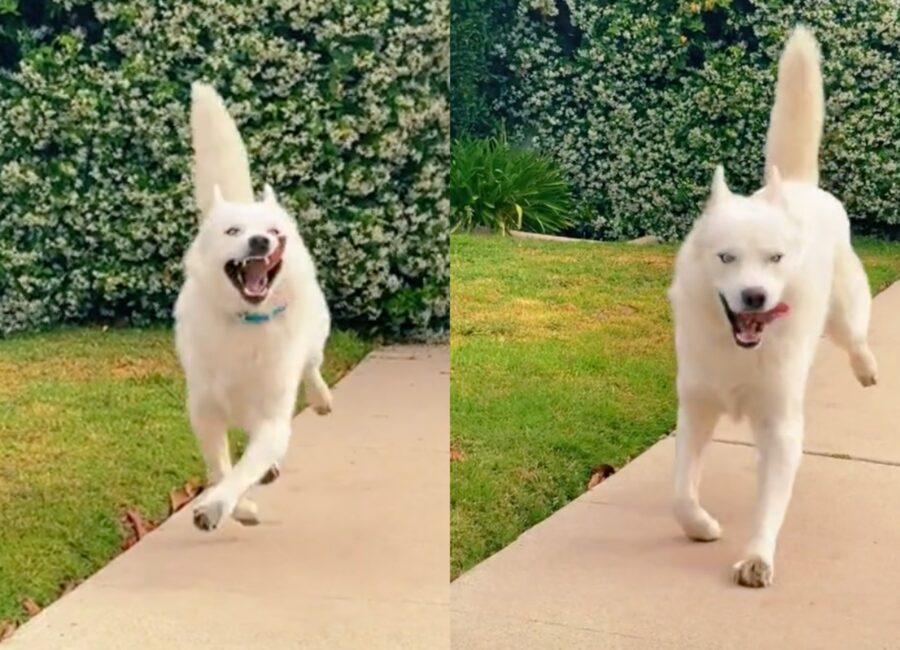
[
  {"left": 674, "top": 501, "right": 722, "bottom": 542},
  {"left": 308, "top": 384, "right": 333, "bottom": 416},
  {"left": 851, "top": 347, "right": 878, "bottom": 387},
  {"left": 193, "top": 500, "right": 225, "bottom": 532},
  {"left": 231, "top": 498, "right": 259, "bottom": 526},
  {"left": 732, "top": 554, "right": 773, "bottom": 588},
  {"left": 259, "top": 465, "right": 280, "bottom": 485},
  {"left": 858, "top": 373, "right": 877, "bottom": 388}
]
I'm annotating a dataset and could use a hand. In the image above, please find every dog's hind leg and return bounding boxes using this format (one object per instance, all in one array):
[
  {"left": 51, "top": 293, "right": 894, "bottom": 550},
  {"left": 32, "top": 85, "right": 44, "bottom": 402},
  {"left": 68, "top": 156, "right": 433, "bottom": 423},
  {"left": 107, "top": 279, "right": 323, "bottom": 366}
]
[
  {"left": 193, "top": 419, "right": 291, "bottom": 529},
  {"left": 673, "top": 396, "right": 722, "bottom": 542},
  {"left": 826, "top": 245, "right": 877, "bottom": 386},
  {"left": 303, "top": 355, "right": 332, "bottom": 416},
  {"left": 189, "top": 404, "right": 259, "bottom": 530}
]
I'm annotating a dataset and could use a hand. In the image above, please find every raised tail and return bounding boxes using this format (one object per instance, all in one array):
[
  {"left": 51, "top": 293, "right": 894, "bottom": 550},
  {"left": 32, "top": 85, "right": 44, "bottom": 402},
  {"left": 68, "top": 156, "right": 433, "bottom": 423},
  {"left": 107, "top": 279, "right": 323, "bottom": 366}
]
[
  {"left": 764, "top": 26, "right": 824, "bottom": 185},
  {"left": 190, "top": 82, "right": 254, "bottom": 218}
]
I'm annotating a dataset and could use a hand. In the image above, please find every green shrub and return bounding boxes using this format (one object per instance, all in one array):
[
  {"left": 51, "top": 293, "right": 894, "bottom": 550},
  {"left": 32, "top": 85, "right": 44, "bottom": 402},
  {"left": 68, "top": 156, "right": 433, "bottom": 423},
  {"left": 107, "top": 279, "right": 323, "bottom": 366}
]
[
  {"left": 459, "top": 0, "right": 900, "bottom": 240},
  {"left": 451, "top": 132, "right": 572, "bottom": 234},
  {"left": 0, "top": 0, "right": 449, "bottom": 340}
]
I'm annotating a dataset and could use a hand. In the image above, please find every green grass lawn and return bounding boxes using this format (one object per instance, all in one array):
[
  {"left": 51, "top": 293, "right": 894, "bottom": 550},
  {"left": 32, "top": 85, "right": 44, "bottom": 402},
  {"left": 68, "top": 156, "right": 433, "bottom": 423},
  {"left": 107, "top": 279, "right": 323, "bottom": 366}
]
[
  {"left": 0, "top": 327, "right": 372, "bottom": 625},
  {"left": 450, "top": 233, "right": 900, "bottom": 578}
]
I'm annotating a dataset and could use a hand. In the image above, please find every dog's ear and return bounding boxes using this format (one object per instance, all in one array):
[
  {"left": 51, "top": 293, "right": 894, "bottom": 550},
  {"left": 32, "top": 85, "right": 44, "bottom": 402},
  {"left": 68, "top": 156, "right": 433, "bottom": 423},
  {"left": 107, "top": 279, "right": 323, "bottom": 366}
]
[
  {"left": 708, "top": 165, "right": 731, "bottom": 206},
  {"left": 262, "top": 183, "right": 278, "bottom": 205},
  {"left": 762, "top": 165, "right": 788, "bottom": 208},
  {"left": 211, "top": 184, "right": 225, "bottom": 208}
]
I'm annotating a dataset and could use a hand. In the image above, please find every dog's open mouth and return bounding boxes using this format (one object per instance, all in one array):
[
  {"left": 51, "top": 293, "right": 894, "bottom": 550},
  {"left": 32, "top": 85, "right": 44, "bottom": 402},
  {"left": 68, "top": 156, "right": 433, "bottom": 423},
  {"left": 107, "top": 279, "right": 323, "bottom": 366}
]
[
  {"left": 224, "top": 238, "right": 286, "bottom": 304},
  {"left": 718, "top": 294, "right": 789, "bottom": 349}
]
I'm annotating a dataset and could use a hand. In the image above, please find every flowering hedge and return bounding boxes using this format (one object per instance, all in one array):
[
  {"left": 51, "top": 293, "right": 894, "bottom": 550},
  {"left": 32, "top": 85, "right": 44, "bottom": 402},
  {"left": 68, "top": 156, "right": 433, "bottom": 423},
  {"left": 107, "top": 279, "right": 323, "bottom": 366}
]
[
  {"left": 0, "top": 0, "right": 449, "bottom": 339},
  {"left": 465, "top": 0, "right": 900, "bottom": 240}
]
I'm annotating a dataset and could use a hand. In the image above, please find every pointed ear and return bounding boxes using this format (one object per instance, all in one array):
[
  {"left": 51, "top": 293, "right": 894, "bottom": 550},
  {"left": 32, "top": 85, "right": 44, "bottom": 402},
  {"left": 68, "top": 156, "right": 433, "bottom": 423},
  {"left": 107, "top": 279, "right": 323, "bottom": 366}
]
[
  {"left": 262, "top": 183, "right": 278, "bottom": 205},
  {"left": 212, "top": 184, "right": 225, "bottom": 207},
  {"left": 762, "top": 165, "right": 787, "bottom": 206},
  {"left": 708, "top": 165, "right": 731, "bottom": 205}
]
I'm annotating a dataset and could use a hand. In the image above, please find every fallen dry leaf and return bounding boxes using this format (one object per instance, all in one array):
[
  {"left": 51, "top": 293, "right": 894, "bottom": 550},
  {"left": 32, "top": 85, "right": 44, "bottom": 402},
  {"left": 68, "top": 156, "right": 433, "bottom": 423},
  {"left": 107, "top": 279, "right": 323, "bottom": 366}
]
[
  {"left": 587, "top": 463, "right": 616, "bottom": 489},
  {"left": 0, "top": 620, "right": 17, "bottom": 641},
  {"left": 450, "top": 447, "right": 464, "bottom": 462},
  {"left": 168, "top": 479, "right": 202, "bottom": 514},
  {"left": 125, "top": 509, "right": 152, "bottom": 540},
  {"left": 121, "top": 508, "right": 156, "bottom": 551},
  {"left": 22, "top": 598, "right": 41, "bottom": 617},
  {"left": 59, "top": 581, "right": 80, "bottom": 597}
]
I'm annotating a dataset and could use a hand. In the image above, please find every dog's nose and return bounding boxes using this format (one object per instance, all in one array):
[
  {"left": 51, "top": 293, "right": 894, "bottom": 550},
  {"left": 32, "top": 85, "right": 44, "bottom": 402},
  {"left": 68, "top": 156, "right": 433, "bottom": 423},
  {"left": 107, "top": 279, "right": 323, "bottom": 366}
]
[
  {"left": 248, "top": 235, "right": 270, "bottom": 255},
  {"left": 741, "top": 287, "right": 767, "bottom": 311}
]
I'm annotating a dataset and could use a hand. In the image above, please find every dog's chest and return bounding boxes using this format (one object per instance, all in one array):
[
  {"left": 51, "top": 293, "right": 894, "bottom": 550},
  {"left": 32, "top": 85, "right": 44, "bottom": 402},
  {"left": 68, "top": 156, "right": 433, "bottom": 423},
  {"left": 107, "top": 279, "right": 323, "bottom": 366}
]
[
  {"left": 220, "top": 325, "right": 297, "bottom": 376},
  {"left": 187, "top": 319, "right": 304, "bottom": 419},
  {"left": 220, "top": 340, "right": 283, "bottom": 379},
  {"left": 706, "top": 343, "right": 802, "bottom": 418}
]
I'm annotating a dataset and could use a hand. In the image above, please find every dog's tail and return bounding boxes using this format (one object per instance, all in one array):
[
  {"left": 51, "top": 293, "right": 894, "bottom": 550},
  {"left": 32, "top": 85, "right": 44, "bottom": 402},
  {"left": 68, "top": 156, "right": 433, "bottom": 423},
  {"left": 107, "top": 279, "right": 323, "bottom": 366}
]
[
  {"left": 765, "top": 26, "right": 824, "bottom": 186},
  {"left": 190, "top": 82, "right": 254, "bottom": 218}
]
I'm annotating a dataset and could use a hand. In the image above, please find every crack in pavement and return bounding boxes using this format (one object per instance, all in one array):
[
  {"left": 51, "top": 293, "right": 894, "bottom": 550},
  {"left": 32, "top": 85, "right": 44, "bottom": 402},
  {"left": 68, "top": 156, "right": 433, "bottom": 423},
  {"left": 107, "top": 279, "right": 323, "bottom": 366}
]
[{"left": 711, "top": 437, "right": 900, "bottom": 468}]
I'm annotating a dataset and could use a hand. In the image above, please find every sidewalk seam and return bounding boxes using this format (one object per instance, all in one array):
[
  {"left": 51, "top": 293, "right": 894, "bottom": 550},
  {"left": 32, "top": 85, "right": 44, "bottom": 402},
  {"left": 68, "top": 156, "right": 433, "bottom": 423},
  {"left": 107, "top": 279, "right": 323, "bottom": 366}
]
[
  {"left": 712, "top": 438, "right": 900, "bottom": 468},
  {"left": 450, "top": 608, "right": 653, "bottom": 642}
]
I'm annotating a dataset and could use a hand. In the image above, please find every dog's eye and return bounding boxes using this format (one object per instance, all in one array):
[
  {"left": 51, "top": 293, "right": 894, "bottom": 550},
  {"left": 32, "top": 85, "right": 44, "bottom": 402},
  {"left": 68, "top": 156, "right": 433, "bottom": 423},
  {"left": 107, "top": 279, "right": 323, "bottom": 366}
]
[
  {"left": 718, "top": 253, "right": 736, "bottom": 264},
  {"left": 225, "top": 227, "right": 241, "bottom": 236},
  {"left": 770, "top": 253, "right": 784, "bottom": 263}
]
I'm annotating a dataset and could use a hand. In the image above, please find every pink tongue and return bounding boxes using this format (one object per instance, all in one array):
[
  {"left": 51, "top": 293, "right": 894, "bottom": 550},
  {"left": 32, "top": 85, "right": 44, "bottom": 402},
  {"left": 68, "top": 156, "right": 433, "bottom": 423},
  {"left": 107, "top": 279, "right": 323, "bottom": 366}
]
[
  {"left": 243, "top": 259, "right": 268, "bottom": 296},
  {"left": 757, "top": 302, "right": 789, "bottom": 324},
  {"left": 737, "top": 302, "right": 789, "bottom": 325}
]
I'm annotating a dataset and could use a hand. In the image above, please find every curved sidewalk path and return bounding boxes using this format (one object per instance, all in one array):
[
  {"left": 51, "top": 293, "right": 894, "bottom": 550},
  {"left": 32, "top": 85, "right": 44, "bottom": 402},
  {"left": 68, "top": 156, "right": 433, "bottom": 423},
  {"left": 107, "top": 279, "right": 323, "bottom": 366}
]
[
  {"left": 452, "top": 284, "right": 900, "bottom": 649},
  {"left": 9, "top": 346, "right": 450, "bottom": 650}
]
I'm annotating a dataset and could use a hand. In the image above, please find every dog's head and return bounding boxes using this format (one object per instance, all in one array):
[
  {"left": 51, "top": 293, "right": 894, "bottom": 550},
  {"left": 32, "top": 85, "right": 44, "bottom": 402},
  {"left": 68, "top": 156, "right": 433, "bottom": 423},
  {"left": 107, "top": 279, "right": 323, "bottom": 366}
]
[
  {"left": 692, "top": 166, "right": 802, "bottom": 349},
  {"left": 185, "top": 184, "right": 305, "bottom": 309}
]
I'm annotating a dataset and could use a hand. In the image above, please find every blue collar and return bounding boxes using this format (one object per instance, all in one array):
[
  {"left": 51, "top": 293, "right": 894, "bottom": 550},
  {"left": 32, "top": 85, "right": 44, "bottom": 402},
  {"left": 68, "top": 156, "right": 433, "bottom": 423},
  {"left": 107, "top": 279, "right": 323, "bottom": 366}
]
[{"left": 238, "top": 304, "right": 287, "bottom": 324}]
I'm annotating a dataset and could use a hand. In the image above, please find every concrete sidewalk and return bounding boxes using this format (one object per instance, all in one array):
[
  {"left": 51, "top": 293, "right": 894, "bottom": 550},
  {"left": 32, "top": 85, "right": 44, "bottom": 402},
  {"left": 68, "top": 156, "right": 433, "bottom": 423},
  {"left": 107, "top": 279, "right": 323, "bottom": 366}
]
[
  {"left": 10, "top": 346, "right": 449, "bottom": 650},
  {"left": 452, "top": 284, "right": 900, "bottom": 649}
]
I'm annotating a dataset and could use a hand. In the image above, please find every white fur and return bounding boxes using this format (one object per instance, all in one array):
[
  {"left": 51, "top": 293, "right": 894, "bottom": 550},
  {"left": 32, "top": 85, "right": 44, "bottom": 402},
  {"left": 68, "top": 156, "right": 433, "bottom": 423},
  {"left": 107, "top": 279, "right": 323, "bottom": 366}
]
[
  {"left": 669, "top": 27, "right": 876, "bottom": 587},
  {"left": 175, "top": 82, "right": 332, "bottom": 531},
  {"left": 190, "top": 82, "right": 255, "bottom": 213},
  {"left": 765, "top": 26, "right": 824, "bottom": 186}
]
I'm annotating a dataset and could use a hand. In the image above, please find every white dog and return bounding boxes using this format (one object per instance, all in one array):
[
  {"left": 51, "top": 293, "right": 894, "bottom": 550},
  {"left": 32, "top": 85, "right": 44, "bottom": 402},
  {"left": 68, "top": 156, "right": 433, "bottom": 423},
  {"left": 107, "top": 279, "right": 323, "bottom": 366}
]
[
  {"left": 669, "top": 27, "right": 877, "bottom": 587},
  {"left": 174, "top": 83, "right": 332, "bottom": 531}
]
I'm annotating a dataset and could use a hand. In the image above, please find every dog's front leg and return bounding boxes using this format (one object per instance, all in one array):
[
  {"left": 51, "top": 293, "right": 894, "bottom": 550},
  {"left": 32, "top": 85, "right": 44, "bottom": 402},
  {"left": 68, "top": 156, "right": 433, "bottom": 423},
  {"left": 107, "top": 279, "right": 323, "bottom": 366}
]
[
  {"left": 735, "top": 410, "right": 803, "bottom": 588},
  {"left": 673, "top": 395, "right": 722, "bottom": 541},
  {"left": 189, "top": 400, "right": 261, "bottom": 530},
  {"left": 192, "top": 419, "right": 291, "bottom": 531}
]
